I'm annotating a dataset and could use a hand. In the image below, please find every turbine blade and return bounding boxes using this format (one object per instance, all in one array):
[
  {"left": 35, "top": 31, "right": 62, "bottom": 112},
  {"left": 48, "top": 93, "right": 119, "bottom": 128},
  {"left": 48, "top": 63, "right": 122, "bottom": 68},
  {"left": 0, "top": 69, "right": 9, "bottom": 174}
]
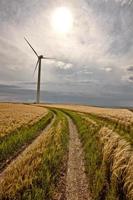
[
  {"left": 42, "top": 56, "right": 56, "bottom": 60},
  {"left": 33, "top": 59, "right": 39, "bottom": 76},
  {"left": 24, "top": 37, "right": 39, "bottom": 57}
]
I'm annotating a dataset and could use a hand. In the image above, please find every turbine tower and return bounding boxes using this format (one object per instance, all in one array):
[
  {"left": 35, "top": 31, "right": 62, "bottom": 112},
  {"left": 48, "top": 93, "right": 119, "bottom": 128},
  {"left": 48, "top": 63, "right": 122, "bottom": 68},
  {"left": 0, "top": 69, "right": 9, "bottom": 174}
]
[{"left": 24, "top": 37, "right": 55, "bottom": 104}]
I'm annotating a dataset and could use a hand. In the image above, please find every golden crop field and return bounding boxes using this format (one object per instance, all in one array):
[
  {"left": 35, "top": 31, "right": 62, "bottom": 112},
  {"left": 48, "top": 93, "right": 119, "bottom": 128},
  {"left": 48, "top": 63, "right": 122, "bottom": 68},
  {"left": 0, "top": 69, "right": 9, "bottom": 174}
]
[
  {"left": 0, "top": 109, "right": 69, "bottom": 200},
  {"left": 0, "top": 103, "right": 48, "bottom": 138},
  {"left": 0, "top": 104, "right": 133, "bottom": 200},
  {"left": 45, "top": 104, "right": 133, "bottom": 125}
]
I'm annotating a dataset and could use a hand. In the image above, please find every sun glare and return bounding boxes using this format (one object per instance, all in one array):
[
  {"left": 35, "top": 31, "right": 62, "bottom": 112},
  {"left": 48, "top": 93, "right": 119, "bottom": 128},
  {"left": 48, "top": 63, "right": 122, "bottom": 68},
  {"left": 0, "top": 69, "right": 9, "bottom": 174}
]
[{"left": 51, "top": 7, "right": 73, "bottom": 33}]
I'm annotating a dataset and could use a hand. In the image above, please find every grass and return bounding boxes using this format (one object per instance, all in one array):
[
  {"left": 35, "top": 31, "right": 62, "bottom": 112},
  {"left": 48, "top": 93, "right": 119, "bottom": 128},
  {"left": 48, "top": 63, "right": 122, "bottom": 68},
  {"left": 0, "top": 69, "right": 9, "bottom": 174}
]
[
  {"left": 99, "top": 127, "right": 133, "bottom": 200},
  {"left": 56, "top": 107, "right": 133, "bottom": 145},
  {"left": 62, "top": 110, "right": 104, "bottom": 199},
  {"left": 0, "top": 111, "right": 53, "bottom": 171},
  {"left": 62, "top": 109, "right": 133, "bottom": 200},
  {"left": 0, "top": 110, "right": 69, "bottom": 200},
  {"left": 82, "top": 113, "right": 133, "bottom": 146},
  {"left": 1, "top": 106, "right": 133, "bottom": 200}
]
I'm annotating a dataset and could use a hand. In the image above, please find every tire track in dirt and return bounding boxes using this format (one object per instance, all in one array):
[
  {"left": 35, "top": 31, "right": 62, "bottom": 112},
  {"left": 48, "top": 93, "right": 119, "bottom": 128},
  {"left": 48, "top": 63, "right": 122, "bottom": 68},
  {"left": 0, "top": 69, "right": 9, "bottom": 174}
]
[
  {"left": 0, "top": 113, "right": 56, "bottom": 176},
  {"left": 66, "top": 117, "right": 91, "bottom": 200}
]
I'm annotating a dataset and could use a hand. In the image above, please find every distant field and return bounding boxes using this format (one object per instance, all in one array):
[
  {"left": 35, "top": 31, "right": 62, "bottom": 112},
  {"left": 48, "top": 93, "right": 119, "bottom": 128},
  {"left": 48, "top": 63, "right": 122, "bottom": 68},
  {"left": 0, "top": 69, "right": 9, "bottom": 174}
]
[
  {"left": 0, "top": 103, "right": 48, "bottom": 138},
  {"left": 0, "top": 103, "right": 133, "bottom": 200},
  {"left": 44, "top": 103, "right": 133, "bottom": 124}
]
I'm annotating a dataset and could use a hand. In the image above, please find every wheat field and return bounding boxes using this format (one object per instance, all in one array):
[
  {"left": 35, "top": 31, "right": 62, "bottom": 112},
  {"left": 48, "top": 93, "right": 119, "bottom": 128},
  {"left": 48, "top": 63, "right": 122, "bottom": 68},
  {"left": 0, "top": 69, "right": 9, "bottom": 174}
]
[
  {"left": 0, "top": 103, "right": 48, "bottom": 138},
  {"left": 0, "top": 103, "right": 133, "bottom": 200}
]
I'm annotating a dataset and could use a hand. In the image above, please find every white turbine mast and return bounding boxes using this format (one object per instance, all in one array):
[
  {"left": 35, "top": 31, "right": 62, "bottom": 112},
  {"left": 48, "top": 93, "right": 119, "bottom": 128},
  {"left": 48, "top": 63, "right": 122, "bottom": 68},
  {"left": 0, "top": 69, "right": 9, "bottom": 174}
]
[{"left": 24, "top": 37, "right": 55, "bottom": 103}]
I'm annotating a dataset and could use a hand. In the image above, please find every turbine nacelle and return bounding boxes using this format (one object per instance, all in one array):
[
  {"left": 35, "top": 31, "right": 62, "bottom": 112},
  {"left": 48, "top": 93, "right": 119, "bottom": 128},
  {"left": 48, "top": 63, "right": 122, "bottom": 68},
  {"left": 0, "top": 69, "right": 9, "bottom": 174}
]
[{"left": 39, "top": 55, "right": 44, "bottom": 59}]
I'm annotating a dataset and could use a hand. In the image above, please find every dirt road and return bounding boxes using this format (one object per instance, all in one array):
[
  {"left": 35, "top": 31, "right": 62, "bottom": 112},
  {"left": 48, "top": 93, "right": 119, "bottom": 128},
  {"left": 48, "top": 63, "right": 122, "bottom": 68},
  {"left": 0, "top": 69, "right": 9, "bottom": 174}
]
[{"left": 66, "top": 117, "right": 91, "bottom": 200}]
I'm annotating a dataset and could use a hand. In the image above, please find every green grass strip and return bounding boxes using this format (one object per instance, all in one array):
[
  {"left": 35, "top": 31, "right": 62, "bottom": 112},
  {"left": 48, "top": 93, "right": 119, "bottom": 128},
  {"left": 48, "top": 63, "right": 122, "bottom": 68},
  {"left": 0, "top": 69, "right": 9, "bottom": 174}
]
[
  {"left": 0, "top": 111, "right": 53, "bottom": 170},
  {"left": 85, "top": 113, "right": 133, "bottom": 146},
  {"left": 62, "top": 110, "right": 102, "bottom": 198},
  {"left": 12, "top": 110, "right": 69, "bottom": 200},
  {"left": 63, "top": 109, "right": 118, "bottom": 200},
  {"left": 58, "top": 107, "right": 133, "bottom": 145}
]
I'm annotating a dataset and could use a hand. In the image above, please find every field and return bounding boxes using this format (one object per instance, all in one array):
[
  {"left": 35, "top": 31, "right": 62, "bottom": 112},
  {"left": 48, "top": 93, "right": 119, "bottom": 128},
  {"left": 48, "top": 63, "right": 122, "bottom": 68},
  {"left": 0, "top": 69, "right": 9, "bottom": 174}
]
[
  {"left": 0, "top": 103, "right": 133, "bottom": 200},
  {"left": 0, "top": 103, "right": 48, "bottom": 138}
]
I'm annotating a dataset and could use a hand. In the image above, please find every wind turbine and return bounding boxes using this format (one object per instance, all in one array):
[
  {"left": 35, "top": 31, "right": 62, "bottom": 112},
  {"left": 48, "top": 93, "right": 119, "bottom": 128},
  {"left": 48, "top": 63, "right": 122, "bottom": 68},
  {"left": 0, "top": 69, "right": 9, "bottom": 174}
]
[{"left": 24, "top": 37, "right": 55, "bottom": 104}]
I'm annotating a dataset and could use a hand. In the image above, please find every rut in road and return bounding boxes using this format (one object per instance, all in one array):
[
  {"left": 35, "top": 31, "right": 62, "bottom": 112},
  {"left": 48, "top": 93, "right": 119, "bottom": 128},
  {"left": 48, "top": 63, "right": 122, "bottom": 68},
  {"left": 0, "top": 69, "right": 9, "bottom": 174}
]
[
  {"left": 66, "top": 117, "right": 91, "bottom": 200},
  {"left": 0, "top": 114, "right": 55, "bottom": 178},
  {"left": 0, "top": 113, "right": 54, "bottom": 173}
]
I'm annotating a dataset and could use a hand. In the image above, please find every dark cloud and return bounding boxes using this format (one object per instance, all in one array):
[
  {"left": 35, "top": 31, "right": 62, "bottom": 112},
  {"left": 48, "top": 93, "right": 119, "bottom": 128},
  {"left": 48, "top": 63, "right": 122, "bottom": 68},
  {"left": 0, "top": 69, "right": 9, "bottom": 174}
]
[
  {"left": 129, "top": 76, "right": 133, "bottom": 82},
  {"left": 127, "top": 66, "right": 133, "bottom": 72},
  {"left": 0, "top": 84, "right": 20, "bottom": 90},
  {"left": 0, "top": 83, "right": 133, "bottom": 107}
]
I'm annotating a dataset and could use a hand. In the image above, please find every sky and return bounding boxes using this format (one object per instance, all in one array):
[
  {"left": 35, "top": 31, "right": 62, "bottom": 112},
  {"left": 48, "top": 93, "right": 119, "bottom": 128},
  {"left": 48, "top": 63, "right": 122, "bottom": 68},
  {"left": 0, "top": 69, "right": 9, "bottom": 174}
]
[{"left": 0, "top": 0, "right": 133, "bottom": 107}]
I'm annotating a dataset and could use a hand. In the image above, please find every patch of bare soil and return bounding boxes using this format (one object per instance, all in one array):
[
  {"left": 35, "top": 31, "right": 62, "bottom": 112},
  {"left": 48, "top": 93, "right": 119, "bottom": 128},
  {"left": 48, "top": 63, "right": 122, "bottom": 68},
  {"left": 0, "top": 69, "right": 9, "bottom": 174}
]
[{"left": 66, "top": 117, "right": 91, "bottom": 200}]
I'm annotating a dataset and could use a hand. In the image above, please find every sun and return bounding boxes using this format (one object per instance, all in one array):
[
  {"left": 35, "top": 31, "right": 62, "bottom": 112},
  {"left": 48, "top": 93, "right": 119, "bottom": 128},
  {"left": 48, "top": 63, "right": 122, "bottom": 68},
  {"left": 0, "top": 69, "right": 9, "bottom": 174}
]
[{"left": 51, "top": 7, "right": 73, "bottom": 33}]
